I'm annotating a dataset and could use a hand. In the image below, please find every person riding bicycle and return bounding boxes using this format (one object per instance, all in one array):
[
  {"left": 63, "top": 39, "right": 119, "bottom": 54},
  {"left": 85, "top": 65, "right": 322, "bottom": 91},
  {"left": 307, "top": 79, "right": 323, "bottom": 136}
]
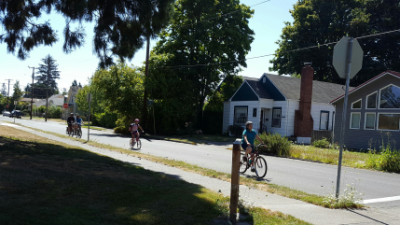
[
  {"left": 67, "top": 113, "right": 75, "bottom": 133},
  {"left": 76, "top": 114, "right": 84, "bottom": 133},
  {"left": 242, "top": 121, "right": 265, "bottom": 172},
  {"left": 129, "top": 118, "right": 144, "bottom": 144}
]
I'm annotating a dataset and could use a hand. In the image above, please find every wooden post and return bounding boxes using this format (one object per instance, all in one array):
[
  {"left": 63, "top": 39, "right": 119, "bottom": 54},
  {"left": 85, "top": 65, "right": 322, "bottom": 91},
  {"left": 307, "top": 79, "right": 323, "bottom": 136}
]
[{"left": 230, "top": 139, "right": 241, "bottom": 224}]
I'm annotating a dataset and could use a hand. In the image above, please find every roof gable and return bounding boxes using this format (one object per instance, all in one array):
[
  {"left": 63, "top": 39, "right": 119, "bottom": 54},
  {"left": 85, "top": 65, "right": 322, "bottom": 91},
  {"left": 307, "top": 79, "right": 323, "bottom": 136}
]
[
  {"left": 231, "top": 81, "right": 259, "bottom": 101},
  {"left": 330, "top": 71, "right": 400, "bottom": 104}
]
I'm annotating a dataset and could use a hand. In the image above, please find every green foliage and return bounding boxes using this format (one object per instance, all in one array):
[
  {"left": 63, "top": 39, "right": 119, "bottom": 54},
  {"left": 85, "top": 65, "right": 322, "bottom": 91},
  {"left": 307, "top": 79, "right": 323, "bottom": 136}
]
[
  {"left": 202, "top": 111, "right": 223, "bottom": 135},
  {"left": 114, "top": 126, "right": 130, "bottom": 134},
  {"left": 205, "top": 75, "right": 243, "bottom": 112},
  {"left": 270, "top": 0, "right": 400, "bottom": 86},
  {"left": 1, "top": 0, "right": 175, "bottom": 67},
  {"left": 92, "top": 62, "right": 144, "bottom": 127},
  {"left": 48, "top": 106, "right": 62, "bottom": 118},
  {"left": 151, "top": 0, "right": 254, "bottom": 128},
  {"left": 35, "top": 54, "right": 60, "bottom": 96},
  {"left": 313, "top": 138, "right": 330, "bottom": 148},
  {"left": 256, "top": 133, "right": 291, "bottom": 157},
  {"left": 92, "top": 112, "right": 118, "bottom": 128}
]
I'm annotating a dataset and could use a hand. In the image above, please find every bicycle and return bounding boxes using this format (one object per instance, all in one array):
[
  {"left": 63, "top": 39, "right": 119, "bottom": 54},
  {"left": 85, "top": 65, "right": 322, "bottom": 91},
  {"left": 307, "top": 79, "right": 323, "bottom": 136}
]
[
  {"left": 239, "top": 144, "right": 268, "bottom": 178},
  {"left": 129, "top": 133, "right": 142, "bottom": 150},
  {"left": 74, "top": 123, "right": 82, "bottom": 138}
]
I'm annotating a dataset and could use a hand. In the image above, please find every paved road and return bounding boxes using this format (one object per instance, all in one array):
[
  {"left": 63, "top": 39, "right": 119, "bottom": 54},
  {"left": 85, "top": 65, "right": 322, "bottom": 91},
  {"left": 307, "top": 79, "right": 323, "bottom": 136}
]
[{"left": 2, "top": 117, "right": 400, "bottom": 214}]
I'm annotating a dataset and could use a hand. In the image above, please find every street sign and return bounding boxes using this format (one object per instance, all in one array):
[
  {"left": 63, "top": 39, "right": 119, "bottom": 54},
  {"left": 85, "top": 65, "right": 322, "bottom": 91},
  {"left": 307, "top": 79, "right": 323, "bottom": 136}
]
[
  {"left": 63, "top": 103, "right": 68, "bottom": 109},
  {"left": 86, "top": 93, "right": 92, "bottom": 102},
  {"left": 333, "top": 37, "right": 363, "bottom": 79}
]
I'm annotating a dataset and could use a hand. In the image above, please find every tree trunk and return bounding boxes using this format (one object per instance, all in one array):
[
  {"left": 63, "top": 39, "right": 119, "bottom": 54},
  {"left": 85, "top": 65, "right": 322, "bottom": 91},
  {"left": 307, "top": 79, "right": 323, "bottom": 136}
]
[{"left": 143, "top": 35, "right": 150, "bottom": 128}]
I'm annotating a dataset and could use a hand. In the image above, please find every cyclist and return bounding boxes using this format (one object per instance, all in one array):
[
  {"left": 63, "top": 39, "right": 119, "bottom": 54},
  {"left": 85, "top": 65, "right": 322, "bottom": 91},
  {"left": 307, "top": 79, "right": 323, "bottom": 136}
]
[
  {"left": 76, "top": 114, "right": 84, "bottom": 133},
  {"left": 242, "top": 121, "right": 265, "bottom": 172},
  {"left": 129, "top": 118, "right": 144, "bottom": 144},
  {"left": 67, "top": 113, "right": 75, "bottom": 134}
]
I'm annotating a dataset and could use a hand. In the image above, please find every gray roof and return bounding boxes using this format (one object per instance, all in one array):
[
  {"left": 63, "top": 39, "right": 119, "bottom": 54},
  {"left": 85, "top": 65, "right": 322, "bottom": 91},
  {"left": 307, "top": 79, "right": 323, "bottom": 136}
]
[
  {"left": 243, "top": 74, "right": 354, "bottom": 104},
  {"left": 245, "top": 79, "right": 273, "bottom": 99}
]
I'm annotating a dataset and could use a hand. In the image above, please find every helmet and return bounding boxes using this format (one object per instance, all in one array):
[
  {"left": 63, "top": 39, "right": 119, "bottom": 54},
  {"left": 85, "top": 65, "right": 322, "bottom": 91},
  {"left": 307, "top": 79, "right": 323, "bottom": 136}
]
[
  {"left": 135, "top": 118, "right": 139, "bottom": 122},
  {"left": 70, "top": 113, "right": 73, "bottom": 115},
  {"left": 245, "top": 121, "right": 253, "bottom": 126}
]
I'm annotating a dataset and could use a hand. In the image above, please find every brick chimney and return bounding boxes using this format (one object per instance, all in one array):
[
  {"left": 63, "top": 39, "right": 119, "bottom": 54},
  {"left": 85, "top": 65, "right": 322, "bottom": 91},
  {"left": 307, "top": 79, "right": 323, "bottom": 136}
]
[{"left": 294, "top": 62, "right": 314, "bottom": 144}]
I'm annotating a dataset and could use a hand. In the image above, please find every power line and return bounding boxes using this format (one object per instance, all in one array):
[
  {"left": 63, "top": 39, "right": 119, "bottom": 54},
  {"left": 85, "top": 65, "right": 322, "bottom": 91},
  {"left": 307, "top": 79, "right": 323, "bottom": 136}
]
[{"left": 156, "top": 28, "right": 400, "bottom": 70}]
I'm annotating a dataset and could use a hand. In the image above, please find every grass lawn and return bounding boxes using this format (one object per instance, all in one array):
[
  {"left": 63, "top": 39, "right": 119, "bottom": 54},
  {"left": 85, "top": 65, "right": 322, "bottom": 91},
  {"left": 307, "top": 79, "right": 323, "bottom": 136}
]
[
  {"left": 0, "top": 126, "right": 311, "bottom": 225},
  {"left": 290, "top": 145, "right": 374, "bottom": 169}
]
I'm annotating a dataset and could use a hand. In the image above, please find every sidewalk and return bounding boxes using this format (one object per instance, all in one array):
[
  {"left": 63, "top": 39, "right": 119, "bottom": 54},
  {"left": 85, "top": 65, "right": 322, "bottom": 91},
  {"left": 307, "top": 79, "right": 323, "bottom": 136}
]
[{"left": 2, "top": 123, "right": 398, "bottom": 225}]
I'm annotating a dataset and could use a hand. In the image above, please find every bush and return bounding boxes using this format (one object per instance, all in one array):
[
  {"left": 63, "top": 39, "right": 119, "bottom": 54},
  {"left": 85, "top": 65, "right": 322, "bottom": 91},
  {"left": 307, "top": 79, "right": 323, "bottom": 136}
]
[
  {"left": 313, "top": 138, "right": 330, "bottom": 148},
  {"left": 93, "top": 112, "right": 118, "bottom": 128},
  {"left": 380, "top": 146, "right": 400, "bottom": 173},
  {"left": 256, "top": 132, "right": 291, "bottom": 156},
  {"left": 114, "top": 126, "right": 130, "bottom": 134},
  {"left": 80, "top": 115, "right": 87, "bottom": 121}
]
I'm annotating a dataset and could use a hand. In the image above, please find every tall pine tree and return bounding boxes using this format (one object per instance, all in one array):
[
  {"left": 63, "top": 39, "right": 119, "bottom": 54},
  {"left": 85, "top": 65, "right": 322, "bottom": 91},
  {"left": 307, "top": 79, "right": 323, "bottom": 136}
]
[{"left": 35, "top": 55, "right": 60, "bottom": 96}]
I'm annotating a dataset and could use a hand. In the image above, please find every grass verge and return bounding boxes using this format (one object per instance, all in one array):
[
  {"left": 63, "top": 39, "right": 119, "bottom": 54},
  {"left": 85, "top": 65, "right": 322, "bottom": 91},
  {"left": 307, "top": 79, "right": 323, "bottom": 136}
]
[
  {"left": 8, "top": 122, "right": 364, "bottom": 209},
  {"left": 0, "top": 126, "right": 310, "bottom": 225}
]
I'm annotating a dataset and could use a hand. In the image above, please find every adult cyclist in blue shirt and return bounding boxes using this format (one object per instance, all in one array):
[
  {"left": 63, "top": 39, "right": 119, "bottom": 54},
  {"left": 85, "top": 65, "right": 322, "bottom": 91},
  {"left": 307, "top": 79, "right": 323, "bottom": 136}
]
[{"left": 242, "top": 121, "right": 265, "bottom": 172}]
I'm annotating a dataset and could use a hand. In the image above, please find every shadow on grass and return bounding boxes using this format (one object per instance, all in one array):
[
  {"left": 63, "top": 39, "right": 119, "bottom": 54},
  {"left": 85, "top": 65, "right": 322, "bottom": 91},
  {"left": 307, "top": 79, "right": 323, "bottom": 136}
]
[{"left": 0, "top": 137, "right": 255, "bottom": 225}]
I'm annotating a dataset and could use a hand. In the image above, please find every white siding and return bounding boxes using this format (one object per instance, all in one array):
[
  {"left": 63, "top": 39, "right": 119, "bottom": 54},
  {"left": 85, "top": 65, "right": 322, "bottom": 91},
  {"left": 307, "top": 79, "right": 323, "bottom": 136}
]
[
  {"left": 222, "top": 101, "right": 230, "bottom": 133},
  {"left": 229, "top": 101, "right": 260, "bottom": 132},
  {"left": 311, "top": 102, "right": 336, "bottom": 131},
  {"left": 269, "top": 101, "right": 288, "bottom": 137},
  {"left": 287, "top": 100, "right": 336, "bottom": 136}
]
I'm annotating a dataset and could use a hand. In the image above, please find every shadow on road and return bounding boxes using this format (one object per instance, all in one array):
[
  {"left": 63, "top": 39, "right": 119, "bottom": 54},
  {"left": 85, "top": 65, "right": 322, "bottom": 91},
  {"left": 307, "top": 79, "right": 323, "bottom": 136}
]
[{"left": 346, "top": 209, "right": 389, "bottom": 225}]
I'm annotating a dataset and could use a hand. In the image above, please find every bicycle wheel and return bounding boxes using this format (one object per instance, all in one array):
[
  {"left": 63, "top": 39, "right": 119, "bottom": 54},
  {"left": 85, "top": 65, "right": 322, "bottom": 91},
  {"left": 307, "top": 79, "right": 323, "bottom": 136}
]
[
  {"left": 77, "top": 129, "right": 82, "bottom": 138},
  {"left": 239, "top": 153, "right": 248, "bottom": 174},
  {"left": 137, "top": 140, "right": 142, "bottom": 150},
  {"left": 254, "top": 156, "right": 268, "bottom": 178},
  {"left": 66, "top": 127, "right": 69, "bottom": 135}
]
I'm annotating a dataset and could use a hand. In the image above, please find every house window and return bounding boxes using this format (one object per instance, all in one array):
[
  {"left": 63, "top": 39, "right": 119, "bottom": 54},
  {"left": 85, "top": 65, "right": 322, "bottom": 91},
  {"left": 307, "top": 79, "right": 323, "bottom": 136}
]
[
  {"left": 350, "top": 112, "right": 361, "bottom": 129},
  {"left": 378, "top": 113, "right": 400, "bottom": 130},
  {"left": 272, "top": 108, "right": 282, "bottom": 128},
  {"left": 253, "top": 108, "right": 257, "bottom": 117},
  {"left": 351, "top": 99, "right": 362, "bottom": 109},
  {"left": 364, "top": 113, "right": 376, "bottom": 130},
  {"left": 366, "top": 92, "right": 377, "bottom": 109},
  {"left": 234, "top": 106, "right": 248, "bottom": 125},
  {"left": 380, "top": 85, "right": 400, "bottom": 108},
  {"left": 320, "top": 111, "right": 329, "bottom": 130}
]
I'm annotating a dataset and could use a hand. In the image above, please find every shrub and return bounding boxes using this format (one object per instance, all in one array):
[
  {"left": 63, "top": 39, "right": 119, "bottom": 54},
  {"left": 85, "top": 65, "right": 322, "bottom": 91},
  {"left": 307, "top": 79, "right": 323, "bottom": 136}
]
[
  {"left": 114, "top": 126, "right": 130, "bottom": 134},
  {"left": 256, "top": 132, "right": 291, "bottom": 156},
  {"left": 313, "top": 138, "right": 330, "bottom": 148},
  {"left": 380, "top": 147, "right": 400, "bottom": 173}
]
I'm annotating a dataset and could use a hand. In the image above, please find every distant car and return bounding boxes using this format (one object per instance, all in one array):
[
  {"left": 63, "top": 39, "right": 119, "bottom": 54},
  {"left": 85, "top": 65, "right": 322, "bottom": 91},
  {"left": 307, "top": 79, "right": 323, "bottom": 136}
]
[
  {"left": 11, "top": 110, "right": 23, "bottom": 119},
  {"left": 2, "top": 111, "right": 11, "bottom": 117}
]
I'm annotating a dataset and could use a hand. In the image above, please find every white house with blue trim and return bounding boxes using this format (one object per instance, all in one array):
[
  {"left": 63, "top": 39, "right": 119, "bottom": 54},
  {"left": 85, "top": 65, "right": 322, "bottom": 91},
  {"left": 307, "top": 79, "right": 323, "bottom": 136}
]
[{"left": 223, "top": 69, "right": 350, "bottom": 143}]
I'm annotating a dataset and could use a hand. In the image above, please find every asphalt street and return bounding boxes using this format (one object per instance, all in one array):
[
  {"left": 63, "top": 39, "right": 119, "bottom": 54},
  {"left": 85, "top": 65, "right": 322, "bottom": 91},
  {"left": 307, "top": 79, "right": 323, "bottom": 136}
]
[{"left": 1, "top": 116, "right": 399, "bottom": 215}]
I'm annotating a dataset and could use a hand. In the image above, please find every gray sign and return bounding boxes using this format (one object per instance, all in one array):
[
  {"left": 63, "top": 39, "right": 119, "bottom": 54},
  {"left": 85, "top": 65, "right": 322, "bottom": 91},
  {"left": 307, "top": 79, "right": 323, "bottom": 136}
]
[{"left": 333, "top": 37, "right": 363, "bottom": 79}]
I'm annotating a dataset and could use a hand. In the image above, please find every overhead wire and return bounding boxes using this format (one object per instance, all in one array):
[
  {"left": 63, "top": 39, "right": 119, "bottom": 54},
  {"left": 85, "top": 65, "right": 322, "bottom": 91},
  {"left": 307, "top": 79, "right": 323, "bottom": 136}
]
[{"left": 155, "top": 28, "right": 400, "bottom": 70}]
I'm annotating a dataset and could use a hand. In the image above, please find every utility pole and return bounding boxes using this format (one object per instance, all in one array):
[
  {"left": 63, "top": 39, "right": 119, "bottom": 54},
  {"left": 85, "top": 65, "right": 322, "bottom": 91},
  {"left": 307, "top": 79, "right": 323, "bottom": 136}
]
[
  {"left": 5, "top": 79, "right": 13, "bottom": 97},
  {"left": 28, "top": 66, "right": 37, "bottom": 120}
]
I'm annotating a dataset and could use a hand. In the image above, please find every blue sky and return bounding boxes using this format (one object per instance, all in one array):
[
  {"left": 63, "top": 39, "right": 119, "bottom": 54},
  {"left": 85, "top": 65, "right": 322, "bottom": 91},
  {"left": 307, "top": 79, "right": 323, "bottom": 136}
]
[{"left": 2, "top": 0, "right": 297, "bottom": 96}]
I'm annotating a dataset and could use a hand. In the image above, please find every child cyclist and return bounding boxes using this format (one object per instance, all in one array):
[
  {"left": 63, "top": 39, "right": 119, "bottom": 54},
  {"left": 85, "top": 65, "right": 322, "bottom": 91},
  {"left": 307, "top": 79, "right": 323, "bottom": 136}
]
[
  {"left": 129, "top": 118, "right": 144, "bottom": 144},
  {"left": 242, "top": 121, "right": 265, "bottom": 172}
]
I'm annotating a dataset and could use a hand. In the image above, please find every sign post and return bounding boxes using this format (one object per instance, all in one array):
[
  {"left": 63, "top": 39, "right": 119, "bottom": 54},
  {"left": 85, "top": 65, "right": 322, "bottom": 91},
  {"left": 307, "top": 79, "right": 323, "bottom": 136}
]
[
  {"left": 87, "top": 93, "right": 92, "bottom": 142},
  {"left": 332, "top": 37, "right": 363, "bottom": 198},
  {"left": 230, "top": 139, "right": 241, "bottom": 225},
  {"left": 13, "top": 101, "right": 17, "bottom": 124}
]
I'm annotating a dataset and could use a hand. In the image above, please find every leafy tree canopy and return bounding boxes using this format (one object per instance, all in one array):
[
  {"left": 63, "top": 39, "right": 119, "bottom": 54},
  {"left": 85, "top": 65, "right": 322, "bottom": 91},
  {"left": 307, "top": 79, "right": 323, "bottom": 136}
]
[
  {"left": 270, "top": 0, "right": 400, "bottom": 86},
  {"left": 92, "top": 62, "right": 144, "bottom": 126},
  {"left": 0, "top": 0, "right": 175, "bottom": 67},
  {"left": 151, "top": 0, "right": 255, "bottom": 125}
]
